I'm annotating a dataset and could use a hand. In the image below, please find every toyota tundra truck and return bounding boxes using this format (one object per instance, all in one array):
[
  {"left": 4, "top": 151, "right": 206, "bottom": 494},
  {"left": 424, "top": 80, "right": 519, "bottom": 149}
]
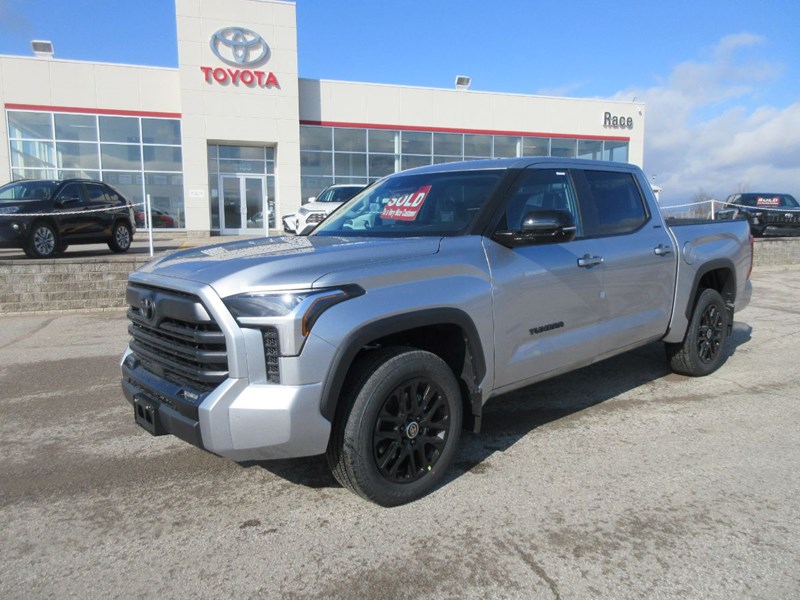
[{"left": 121, "top": 158, "right": 753, "bottom": 506}]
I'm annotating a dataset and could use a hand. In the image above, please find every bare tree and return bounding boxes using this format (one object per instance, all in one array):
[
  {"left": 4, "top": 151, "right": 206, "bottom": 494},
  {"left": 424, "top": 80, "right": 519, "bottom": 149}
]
[{"left": 691, "top": 189, "right": 714, "bottom": 219}]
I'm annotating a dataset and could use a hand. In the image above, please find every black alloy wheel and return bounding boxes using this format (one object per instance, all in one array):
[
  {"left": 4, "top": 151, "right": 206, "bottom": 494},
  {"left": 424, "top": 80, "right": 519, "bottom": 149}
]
[
  {"left": 373, "top": 377, "right": 452, "bottom": 483},
  {"left": 666, "top": 288, "right": 731, "bottom": 376},
  {"left": 327, "top": 347, "right": 463, "bottom": 506},
  {"left": 696, "top": 300, "right": 725, "bottom": 364}
]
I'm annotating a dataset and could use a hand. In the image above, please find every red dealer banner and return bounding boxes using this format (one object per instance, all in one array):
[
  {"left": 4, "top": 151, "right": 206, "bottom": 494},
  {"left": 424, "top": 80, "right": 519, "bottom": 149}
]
[{"left": 381, "top": 186, "right": 431, "bottom": 221}]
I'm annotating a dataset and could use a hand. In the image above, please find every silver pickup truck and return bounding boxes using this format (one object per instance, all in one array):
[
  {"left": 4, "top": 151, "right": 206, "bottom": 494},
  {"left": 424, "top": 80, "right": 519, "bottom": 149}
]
[{"left": 121, "top": 158, "right": 753, "bottom": 505}]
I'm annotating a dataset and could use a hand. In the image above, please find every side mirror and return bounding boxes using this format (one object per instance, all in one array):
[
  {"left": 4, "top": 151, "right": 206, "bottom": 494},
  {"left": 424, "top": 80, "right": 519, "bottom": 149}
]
[
  {"left": 307, "top": 196, "right": 316, "bottom": 203},
  {"left": 492, "top": 209, "right": 576, "bottom": 248},
  {"left": 57, "top": 196, "right": 80, "bottom": 207}
]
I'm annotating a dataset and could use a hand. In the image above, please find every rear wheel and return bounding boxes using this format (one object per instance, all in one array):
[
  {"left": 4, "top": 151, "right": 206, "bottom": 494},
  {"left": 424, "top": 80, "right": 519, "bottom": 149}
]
[
  {"left": 327, "top": 347, "right": 462, "bottom": 506},
  {"left": 666, "top": 288, "right": 730, "bottom": 376},
  {"left": 27, "top": 222, "right": 58, "bottom": 258},
  {"left": 108, "top": 221, "right": 132, "bottom": 253}
]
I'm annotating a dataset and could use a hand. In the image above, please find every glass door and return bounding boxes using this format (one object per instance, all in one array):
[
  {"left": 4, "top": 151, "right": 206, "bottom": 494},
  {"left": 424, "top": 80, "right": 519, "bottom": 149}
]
[{"left": 220, "top": 175, "right": 267, "bottom": 235}]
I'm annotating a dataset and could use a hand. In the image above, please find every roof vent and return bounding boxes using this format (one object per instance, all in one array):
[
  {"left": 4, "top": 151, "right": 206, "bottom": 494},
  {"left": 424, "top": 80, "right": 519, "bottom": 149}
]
[{"left": 31, "top": 40, "right": 54, "bottom": 58}]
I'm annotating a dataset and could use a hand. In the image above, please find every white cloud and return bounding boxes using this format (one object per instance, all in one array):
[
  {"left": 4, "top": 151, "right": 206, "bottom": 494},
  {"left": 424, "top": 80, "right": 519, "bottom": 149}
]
[{"left": 611, "top": 33, "right": 799, "bottom": 203}]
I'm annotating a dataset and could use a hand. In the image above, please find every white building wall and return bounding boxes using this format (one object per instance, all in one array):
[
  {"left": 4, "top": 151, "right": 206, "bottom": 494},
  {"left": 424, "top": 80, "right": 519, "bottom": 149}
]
[
  {"left": 0, "top": 55, "right": 182, "bottom": 185},
  {"left": 300, "top": 79, "right": 645, "bottom": 166},
  {"left": 176, "top": 0, "right": 301, "bottom": 231}
]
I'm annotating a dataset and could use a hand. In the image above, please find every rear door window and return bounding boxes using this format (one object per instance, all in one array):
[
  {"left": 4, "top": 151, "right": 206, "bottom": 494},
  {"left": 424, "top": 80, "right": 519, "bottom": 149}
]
[
  {"left": 86, "top": 183, "right": 109, "bottom": 203},
  {"left": 577, "top": 170, "right": 648, "bottom": 236}
]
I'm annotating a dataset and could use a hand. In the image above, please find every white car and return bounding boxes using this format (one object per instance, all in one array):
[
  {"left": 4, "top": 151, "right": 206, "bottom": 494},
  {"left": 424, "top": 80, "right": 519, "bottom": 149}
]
[{"left": 283, "top": 183, "right": 365, "bottom": 234}]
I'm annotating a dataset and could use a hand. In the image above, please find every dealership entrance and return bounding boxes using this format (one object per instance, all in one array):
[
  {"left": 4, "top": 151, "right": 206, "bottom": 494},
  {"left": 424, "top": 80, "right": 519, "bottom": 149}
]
[
  {"left": 219, "top": 174, "right": 266, "bottom": 234},
  {"left": 208, "top": 144, "right": 277, "bottom": 234}
]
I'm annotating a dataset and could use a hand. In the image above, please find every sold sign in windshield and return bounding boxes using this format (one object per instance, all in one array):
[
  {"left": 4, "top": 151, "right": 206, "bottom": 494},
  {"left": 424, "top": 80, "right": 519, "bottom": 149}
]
[{"left": 381, "top": 185, "right": 431, "bottom": 221}]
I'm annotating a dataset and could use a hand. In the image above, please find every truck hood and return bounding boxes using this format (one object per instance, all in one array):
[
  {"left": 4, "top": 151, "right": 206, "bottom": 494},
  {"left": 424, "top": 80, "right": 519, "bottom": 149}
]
[{"left": 136, "top": 235, "right": 442, "bottom": 297}]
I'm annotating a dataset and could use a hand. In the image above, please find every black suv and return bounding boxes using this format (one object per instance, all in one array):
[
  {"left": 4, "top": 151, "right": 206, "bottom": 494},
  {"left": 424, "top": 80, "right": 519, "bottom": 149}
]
[
  {"left": 724, "top": 193, "right": 800, "bottom": 237},
  {"left": 0, "top": 179, "right": 136, "bottom": 258}
]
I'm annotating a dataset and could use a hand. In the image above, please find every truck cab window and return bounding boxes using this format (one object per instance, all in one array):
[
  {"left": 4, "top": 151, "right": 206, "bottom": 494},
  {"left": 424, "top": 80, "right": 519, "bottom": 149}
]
[
  {"left": 498, "top": 168, "right": 581, "bottom": 236},
  {"left": 579, "top": 170, "right": 648, "bottom": 236}
]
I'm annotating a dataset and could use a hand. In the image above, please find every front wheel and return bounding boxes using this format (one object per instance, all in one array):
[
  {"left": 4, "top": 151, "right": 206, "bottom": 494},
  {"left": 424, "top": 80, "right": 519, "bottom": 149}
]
[
  {"left": 108, "top": 221, "right": 132, "bottom": 253},
  {"left": 666, "top": 288, "right": 730, "bottom": 376},
  {"left": 327, "top": 347, "right": 463, "bottom": 506},
  {"left": 27, "top": 222, "right": 58, "bottom": 258}
]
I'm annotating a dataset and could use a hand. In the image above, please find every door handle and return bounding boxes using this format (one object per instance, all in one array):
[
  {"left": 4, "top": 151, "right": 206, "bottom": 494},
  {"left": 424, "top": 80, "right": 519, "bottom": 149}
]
[
  {"left": 654, "top": 244, "right": 673, "bottom": 256},
  {"left": 577, "top": 254, "right": 604, "bottom": 268}
]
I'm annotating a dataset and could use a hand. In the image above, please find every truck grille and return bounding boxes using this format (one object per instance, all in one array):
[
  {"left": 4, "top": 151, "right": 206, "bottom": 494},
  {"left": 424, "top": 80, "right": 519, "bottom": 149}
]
[
  {"left": 306, "top": 212, "right": 326, "bottom": 224},
  {"left": 126, "top": 284, "right": 228, "bottom": 393},
  {"left": 765, "top": 213, "right": 800, "bottom": 224}
]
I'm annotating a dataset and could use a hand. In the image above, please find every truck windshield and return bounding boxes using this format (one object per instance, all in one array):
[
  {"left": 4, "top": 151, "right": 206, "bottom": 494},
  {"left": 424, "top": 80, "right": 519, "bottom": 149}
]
[
  {"left": 0, "top": 181, "right": 58, "bottom": 202},
  {"left": 311, "top": 170, "right": 503, "bottom": 237}
]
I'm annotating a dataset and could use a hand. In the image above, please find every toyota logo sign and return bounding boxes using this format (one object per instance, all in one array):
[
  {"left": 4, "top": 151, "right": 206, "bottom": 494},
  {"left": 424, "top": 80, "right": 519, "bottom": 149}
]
[{"left": 210, "top": 27, "right": 270, "bottom": 67}]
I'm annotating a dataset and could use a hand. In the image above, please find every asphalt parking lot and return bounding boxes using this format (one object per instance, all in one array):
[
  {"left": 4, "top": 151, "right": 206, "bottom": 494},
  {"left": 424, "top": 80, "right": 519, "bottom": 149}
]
[{"left": 1, "top": 266, "right": 799, "bottom": 599}]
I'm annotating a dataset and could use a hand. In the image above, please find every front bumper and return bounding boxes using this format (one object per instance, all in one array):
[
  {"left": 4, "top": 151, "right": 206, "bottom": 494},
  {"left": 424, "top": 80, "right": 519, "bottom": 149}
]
[
  {"left": 122, "top": 346, "right": 331, "bottom": 461},
  {"left": 0, "top": 220, "right": 26, "bottom": 248},
  {"left": 120, "top": 275, "right": 334, "bottom": 461}
]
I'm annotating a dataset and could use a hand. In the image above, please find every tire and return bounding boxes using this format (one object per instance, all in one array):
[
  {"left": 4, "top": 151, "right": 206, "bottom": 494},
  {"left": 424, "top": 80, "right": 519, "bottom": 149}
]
[
  {"left": 326, "top": 347, "right": 463, "bottom": 506},
  {"left": 750, "top": 225, "right": 765, "bottom": 238},
  {"left": 55, "top": 242, "right": 69, "bottom": 255},
  {"left": 666, "top": 288, "right": 730, "bottom": 376},
  {"left": 108, "top": 221, "right": 132, "bottom": 253},
  {"left": 27, "top": 222, "right": 58, "bottom": 258}
]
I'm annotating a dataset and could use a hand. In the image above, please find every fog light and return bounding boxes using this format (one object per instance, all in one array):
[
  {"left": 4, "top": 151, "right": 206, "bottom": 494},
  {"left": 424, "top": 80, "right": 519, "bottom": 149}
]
[{"left": 12, "top": 223, "right": 19, "bottom": 230}]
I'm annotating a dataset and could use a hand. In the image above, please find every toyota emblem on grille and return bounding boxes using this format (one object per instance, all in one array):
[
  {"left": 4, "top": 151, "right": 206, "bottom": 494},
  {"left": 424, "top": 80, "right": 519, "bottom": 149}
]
[
  {"left": 210, "top": 27, "right": 270, "bottom": 67},
  {"left": 141, "top": 296, "right": 156, "bottom": 321}
]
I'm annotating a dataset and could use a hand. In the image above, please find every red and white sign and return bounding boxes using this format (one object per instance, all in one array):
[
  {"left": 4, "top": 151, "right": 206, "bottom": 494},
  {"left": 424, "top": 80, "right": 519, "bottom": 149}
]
[
  {"left": 200, "top": 66, "right": 280, "bottom": 89},
  {"left": 381, "top": 186, "right": 431, "bottom": 221},
  {"left": 756, "top": 197, "right": 780, "bottom": 206}
]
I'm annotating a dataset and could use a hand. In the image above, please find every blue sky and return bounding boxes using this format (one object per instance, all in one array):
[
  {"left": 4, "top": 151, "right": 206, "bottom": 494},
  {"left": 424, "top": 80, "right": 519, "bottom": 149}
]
[{"left": 1, "top": 0, "right": 798, "bottom": 202}]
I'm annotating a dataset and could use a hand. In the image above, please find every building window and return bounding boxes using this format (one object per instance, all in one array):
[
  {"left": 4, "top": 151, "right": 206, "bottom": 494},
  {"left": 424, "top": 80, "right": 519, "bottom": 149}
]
[
  {"left": 5, "top": 109, "right": 184, "bottom": 229},
  {"left": 603, "top": 140, "right": 629, "bottom": 162},
  {"left": 298, "top": 124, "right": 630, "bottom": 201},
  {"left": 578, "top": 139, "right": 603, "bottom": 161}
]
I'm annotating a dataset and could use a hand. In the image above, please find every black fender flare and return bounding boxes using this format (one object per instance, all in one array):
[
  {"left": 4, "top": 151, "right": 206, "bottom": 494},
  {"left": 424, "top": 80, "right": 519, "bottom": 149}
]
[
  {"left": 319, "top": 308, "right": 487, "bottom": 429},
  {"left": 683, "top": 258, "right": 737, "bottom": 320}
]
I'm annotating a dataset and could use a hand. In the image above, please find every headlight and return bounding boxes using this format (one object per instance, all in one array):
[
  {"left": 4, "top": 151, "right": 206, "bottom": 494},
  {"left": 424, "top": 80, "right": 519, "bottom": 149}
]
[
  {"left": 297, "top": 207, "right": 308, "bottom": 216},
  {"left": 0, "top": 206, "right": 20, "bottom": 215},
  {"left": 224, "top": 286, "right": 365, "bottom": 336}
]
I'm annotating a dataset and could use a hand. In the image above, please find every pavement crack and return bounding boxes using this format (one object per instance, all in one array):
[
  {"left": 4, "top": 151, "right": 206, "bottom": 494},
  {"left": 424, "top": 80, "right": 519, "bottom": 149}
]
[
  {"left": 0, "top": 317, "right": 56, "bottom": 350},
  {"left": 503, "top": 540, "right": 561, "bottom": 599}
]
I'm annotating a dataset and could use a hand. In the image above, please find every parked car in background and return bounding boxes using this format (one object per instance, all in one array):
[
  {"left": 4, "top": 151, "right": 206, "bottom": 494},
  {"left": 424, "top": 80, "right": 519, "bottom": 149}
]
[
  {"left": 135, "top": 207, "right": 177, "bottom": 229},
  {"left": 723, "top": 193, "right": 800, "bottom": 237},
  {"left": 0, "top": 179, "right": 136, "bottom": 258},
  {"left": 282, "top": 183, "right": 365, "bottom": 234}
]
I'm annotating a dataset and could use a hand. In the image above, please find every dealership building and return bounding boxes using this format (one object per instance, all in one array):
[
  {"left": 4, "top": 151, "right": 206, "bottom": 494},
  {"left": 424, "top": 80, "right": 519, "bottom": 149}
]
[{"left": 0, "top": 0, "right": 644, "bottom": 235}]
